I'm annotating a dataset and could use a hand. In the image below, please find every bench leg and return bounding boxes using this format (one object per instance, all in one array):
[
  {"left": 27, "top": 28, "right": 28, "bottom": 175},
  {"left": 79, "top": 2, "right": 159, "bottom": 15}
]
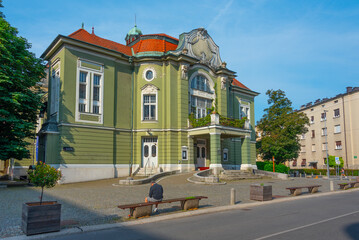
[
  {"left": 132, "top": 205, "right": 153, "bottom": 218},
  {"left": 309, "top": 187, "right": 318, "bottom": 194},
  {"left": 289, "top": 189, "right": 295, "bottom": 195},
  {"left": 183, "top": 199, "right": 200, "bottom": 210},
  {"left": 293, "top": 189, "right": 302, "bottom": 196}
]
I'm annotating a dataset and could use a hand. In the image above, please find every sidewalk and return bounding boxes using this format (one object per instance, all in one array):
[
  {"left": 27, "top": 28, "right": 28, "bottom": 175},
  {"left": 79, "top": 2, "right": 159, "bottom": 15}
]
[{"left": 0, "top": 172, "right": 353, "bottom": 238}]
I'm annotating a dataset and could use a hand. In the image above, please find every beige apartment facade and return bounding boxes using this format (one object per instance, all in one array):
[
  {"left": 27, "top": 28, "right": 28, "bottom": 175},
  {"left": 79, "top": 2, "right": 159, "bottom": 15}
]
[{"left": 291, "top": 87, "right": 359, "bottom": 169}]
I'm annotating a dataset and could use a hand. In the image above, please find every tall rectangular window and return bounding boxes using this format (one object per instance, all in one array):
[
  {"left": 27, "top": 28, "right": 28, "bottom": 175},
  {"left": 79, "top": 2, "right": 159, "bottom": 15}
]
[
  {"left": 334, "top": 108, "right": 340, "bottom": 118},
  {"left": 334, "top": 124, "right": 341, "bottom": 133},
  {"left": 79, "top": 71, "right": 88, "bottom": 112},
  {"left": 312, "top": 144, "right": 315, "bottom": 152},
  {"left": 310, "top": 116, "right": 314, "bottom": 124},
  {"left": 322, "top": 142, "right": 327, "bottom": 151},
  {"left": 143, "top": 94, "right": 156, "bottom": 120},
  {"left": 311, "top": 130, "right": 315, "bottom": 138},
  {"left": 322, "top": 127, "right": 327, "bottom": 136},
  {"left": 335, "top": 141, "right": 342, "bottom": 150},
  {"left": 321, "top": 112, "right": 326, "bottom": 121},
  {"left": 76, "top": 59, "right": 104, "bottom": 118}
]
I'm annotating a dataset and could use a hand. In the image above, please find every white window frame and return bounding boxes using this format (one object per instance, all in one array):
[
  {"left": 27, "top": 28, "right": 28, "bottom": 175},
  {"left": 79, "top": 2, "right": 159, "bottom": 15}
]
[
  {"left": 75, "top": 59, "right": 104, "bottom": 124},
  {"left": 223, "top": 148, "right": 228, "bottom": 161},
  {"left": 239, "top": 101, "right": 250, "bottom": 120},
  {"left": 322, "top": 127, "right": 327, "bottom": 136},
  {"left": 189, "top": 72, "right": 215, "bottom": 119},
  {"left": 182, "top": 146, "right": 188, "bottom": 161},
  {"left": 335, "top": 141, "right": 342, "bottom": 150},
  {"left": 333, "top": 108, "right": 340, "bottom": 118},
  {"left": 334, "top": 124, "right": 341, "bottom": 134},
  {"left": 312, "top": 144, "right": 315, "bottom": 152},
  {"left": 141, "top": 84, "right": 158, "bottom": 122},
  {"left": 321, "top": 112, "right": 326, "bottom": 121}
]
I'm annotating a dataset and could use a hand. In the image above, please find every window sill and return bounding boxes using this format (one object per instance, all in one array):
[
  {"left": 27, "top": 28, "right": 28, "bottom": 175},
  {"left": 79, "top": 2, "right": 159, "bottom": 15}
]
[
  {"left": 335, "top": 148, "right": 342, "bottom": 150},
  {"left": 333, "top": 116, "right": 340, "bottom": 119},
  {"left": 141, "top": 120, "right": 158, "bottom": 123},
  {"left": 334, "top": 132, "right": 341, "bottom": 134},
  {"left": 320, "top": 119, "right": 327, "bottom": 122}
]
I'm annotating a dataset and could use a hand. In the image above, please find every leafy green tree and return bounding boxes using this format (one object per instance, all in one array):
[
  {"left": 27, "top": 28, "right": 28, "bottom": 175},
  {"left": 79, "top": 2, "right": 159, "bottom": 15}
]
[
  {"left": 257, "top": 89, "right": 309, "bottom": 164},
  {"left": 324, "top": 155, "right": 344, "bottom": 168},
  {"left": 0, "top": 1, "right": 45, "bottom": 161}
]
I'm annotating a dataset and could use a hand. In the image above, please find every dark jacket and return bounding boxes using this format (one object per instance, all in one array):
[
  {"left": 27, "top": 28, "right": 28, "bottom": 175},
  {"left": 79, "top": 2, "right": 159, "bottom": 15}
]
[{"left": 149, "top": 183, "right": 163, "bottom": 200}]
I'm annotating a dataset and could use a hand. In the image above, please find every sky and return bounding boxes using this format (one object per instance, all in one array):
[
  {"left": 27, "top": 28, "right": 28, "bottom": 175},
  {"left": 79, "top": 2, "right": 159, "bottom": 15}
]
[{"left": 2, "top": 0, "right": 359, "bottom": 123}]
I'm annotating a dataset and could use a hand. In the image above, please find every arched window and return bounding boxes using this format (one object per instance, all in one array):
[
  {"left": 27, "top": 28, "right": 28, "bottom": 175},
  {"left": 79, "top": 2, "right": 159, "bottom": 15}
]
[
  {"left": 191, "top": 75, "right": 212, "bottom": 93},
  {"left": 190, "top": 74, "right": 214, "bottom": 119}
]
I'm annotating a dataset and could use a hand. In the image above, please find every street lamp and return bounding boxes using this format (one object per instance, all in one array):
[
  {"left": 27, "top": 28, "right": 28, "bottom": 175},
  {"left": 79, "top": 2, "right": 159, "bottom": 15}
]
[{"left": 324, "top": 110, "right": 330, "bottom": 179}]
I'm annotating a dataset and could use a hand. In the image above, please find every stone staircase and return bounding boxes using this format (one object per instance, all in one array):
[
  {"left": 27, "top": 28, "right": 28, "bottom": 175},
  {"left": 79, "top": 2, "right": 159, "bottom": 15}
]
[
  {"left": 135, "top": 167, "right": 160, "bottom": 176},
  {"left": 220, "top": 170, "right": 262, "bottom": 180}
]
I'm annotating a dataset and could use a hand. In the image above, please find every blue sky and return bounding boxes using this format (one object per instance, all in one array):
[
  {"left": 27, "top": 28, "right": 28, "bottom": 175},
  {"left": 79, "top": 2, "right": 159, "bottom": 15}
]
[{"left": 2, "top": 0, "right": 359, "bottom": 122}]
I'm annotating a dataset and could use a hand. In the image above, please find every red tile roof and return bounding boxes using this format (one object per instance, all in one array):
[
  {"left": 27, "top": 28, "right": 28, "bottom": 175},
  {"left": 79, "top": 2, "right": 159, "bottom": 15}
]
[
  {"left": 68, "top": 29, "right": 132, "bottom": 55},
  {"left": 68, "top": 29, "right": 178, "bottom": 56},
  {"left": 132, "top": 38, "right": 178, "bottom": 54},
  {"left": 232, "top": 78, "right": 250, "bottom": 90}
]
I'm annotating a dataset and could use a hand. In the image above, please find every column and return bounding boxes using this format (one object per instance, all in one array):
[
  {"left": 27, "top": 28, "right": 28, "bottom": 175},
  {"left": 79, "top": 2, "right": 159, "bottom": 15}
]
[
  {"left": 210, "top": 132, "right": 222, "bottom": 175},
  {"left": 240, "top": 135, "right": 253, "bottom": 170}
]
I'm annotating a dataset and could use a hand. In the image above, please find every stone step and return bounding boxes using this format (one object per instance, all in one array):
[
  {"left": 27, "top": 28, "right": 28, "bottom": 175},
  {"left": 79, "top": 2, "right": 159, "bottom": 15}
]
[{"left": 135, "top": 168, "right": 160, "bottom": 176}]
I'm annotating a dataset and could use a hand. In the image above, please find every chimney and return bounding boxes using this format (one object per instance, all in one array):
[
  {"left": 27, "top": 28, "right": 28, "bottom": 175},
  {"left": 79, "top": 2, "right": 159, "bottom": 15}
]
[{"left": 346, "top": 87, "right": 353, "bottom": 93}]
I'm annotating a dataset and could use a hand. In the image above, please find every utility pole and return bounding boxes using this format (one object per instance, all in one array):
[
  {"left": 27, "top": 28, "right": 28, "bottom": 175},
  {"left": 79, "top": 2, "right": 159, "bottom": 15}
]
[
  {"left": 324, "top": 110, "right": 330, "bottom": 180},
  {"left": 272, "top": 156, "right": 275, "bottom": 172}
]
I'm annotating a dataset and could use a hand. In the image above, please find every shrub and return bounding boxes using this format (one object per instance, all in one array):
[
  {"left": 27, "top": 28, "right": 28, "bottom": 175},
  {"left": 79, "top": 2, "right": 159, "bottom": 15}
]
[
  {"left": 256, "top": 161, "right": 268, "bottom": 170},
  {"left": 262, "top": 162, "right": 289, "bottom": 173},
  {"left": 28, "top": 162, "right": 62, "bottom": 204}
]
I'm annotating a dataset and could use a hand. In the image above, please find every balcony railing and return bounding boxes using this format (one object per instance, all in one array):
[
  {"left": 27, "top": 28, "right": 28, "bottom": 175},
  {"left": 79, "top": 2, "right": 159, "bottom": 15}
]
[{"left": 189, "top": 113, "right": 249, "bottom": 129}]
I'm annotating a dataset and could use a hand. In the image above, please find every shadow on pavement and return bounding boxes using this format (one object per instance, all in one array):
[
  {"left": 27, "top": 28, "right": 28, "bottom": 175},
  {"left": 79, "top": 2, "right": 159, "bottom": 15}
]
[{"left": 345, "top": 222, "right": 359, "bottom": 240}]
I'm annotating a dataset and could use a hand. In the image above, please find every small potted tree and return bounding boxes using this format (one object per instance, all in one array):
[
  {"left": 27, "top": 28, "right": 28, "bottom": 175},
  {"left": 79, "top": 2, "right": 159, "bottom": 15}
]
[{"left": 22, "top": 162, "right": 62, "bottom": 235}]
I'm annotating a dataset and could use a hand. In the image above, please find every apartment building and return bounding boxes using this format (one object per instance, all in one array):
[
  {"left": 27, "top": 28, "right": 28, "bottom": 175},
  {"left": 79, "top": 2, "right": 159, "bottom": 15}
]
[{"left": 291, "top": 87, "right": 359, "bottom": 169}]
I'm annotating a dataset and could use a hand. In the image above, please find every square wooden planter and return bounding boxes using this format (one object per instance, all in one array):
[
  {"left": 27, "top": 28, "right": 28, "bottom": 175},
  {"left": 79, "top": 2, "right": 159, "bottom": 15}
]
[
  {"left": 22, "top": 201, "right": 61, "bottom": 236},
  {"left": 250, "top": 184, "right": 272, "bottom": 201}
]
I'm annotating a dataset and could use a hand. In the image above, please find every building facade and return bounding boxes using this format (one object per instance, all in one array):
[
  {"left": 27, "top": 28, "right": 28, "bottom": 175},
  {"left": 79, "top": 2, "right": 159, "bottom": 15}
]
[
  {"left": 291, "top": 87, "right": 359, "bottom": 169},
  {"left": 32, "top": 26, "right": 258, "bottom": 183}
]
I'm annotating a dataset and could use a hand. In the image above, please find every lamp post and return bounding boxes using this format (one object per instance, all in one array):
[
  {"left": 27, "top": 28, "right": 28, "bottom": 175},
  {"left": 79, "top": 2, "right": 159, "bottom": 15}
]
[{"left": 324, "top": 110, "right": 330, "bottom": 179}]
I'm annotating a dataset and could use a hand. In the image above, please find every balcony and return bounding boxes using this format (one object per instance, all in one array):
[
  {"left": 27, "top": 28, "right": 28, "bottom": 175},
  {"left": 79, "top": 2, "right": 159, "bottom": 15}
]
[{"left": 189, "top": 113, "right": 249, "bottom": 129}]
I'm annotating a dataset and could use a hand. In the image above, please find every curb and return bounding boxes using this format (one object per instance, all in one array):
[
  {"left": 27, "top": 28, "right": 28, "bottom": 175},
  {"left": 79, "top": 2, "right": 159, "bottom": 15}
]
[{"left": 5, "top": 187, "right": 359, "bottom": 240}]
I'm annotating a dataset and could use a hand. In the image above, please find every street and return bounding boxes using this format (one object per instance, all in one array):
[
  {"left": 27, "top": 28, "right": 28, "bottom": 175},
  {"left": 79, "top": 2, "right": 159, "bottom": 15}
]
[{"left": 47, "top": 190, "right": 359, "bottom": 240}]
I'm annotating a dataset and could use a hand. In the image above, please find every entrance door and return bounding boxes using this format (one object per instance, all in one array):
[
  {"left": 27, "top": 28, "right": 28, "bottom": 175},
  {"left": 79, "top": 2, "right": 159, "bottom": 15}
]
[
  {"left": 196, "top": 139, "right": 206, "bottom": 167},
  {"left": 142, "top": 138, "right": 158, "bottom": 168}
]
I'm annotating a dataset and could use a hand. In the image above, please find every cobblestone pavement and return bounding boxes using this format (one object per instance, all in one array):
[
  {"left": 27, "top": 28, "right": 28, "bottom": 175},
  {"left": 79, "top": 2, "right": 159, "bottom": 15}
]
[{"left": 0, "top": 172, "right": 353, "bottom": 238}]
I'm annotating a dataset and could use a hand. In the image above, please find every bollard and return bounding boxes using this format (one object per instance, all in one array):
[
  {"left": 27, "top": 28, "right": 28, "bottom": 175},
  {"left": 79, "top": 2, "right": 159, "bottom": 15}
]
[
  {"left": 330, "top": 180, "right": 334, "bottom": 191},
  {"left": 230, "top": 188, "right": 236, "bottom": 205}
]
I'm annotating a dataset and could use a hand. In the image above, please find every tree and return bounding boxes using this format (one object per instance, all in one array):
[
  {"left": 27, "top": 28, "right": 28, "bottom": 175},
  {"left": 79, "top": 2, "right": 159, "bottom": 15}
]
[
  {"left": 28, "top": 162, "right": 62, "bottom": 204},
  {"left": 256, "top": 89, "right": 309, "bottom": 164},
  {"left": 325, "top": 155, "right": 344, "bottom": 168},
  {"left": 0, "top": 1, "right": 45, "bottom": 161}
]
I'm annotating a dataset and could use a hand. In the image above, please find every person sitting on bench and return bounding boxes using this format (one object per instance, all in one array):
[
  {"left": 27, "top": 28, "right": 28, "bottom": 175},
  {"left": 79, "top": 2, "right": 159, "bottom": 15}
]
[{"left": 145, "top": 180, "right": 163, "bottom": 212}]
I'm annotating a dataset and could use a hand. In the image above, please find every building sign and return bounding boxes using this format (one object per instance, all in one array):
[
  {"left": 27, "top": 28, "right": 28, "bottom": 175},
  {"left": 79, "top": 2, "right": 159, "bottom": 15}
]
[{"left": 63, "top": 147, "right": 74, "bottom": 152}]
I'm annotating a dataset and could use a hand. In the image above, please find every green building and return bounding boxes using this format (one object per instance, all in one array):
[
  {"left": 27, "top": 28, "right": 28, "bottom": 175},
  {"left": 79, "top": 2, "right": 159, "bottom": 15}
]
[{"left": 38, "top": 26, "right": 259, "bottom": 183}]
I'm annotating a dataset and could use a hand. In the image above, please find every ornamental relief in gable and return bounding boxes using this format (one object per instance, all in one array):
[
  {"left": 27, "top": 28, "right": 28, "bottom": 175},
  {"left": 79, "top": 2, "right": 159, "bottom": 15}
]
[
  {"left": 174, "top": 28, "right": 223, "bottom": 70},
  {"left": 141, "top": 84, "right": 159, "bottom": 94}
]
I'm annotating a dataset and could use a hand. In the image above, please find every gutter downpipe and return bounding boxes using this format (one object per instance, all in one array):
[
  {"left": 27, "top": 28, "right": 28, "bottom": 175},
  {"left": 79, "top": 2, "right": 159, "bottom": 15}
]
[
  {"left": 129, "top": 56, "right": 134, "bottom": 176},
  {"left": 342, "top": 95, "right": 349, "bottom": 169}
]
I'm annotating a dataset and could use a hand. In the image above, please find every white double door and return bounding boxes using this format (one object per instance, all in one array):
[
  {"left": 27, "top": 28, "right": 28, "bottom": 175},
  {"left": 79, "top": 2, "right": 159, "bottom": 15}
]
[
  {"left": 142, "top": 138, "right": 158, "bottom": 168},
  {"left": 196, "top": 139, "right": 207, "bottom": 167}
]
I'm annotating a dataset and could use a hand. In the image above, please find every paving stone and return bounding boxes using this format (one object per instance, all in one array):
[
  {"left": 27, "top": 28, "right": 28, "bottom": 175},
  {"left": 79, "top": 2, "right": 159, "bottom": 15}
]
[{"left": 0, "top": 173, "right": 351, "bottom": 238}]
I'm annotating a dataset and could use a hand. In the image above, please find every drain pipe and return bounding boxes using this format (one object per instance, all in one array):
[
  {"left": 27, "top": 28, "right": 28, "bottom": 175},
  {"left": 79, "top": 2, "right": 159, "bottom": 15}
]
[{"left": 129, "top": 56, "right": 134, "bottom": 176}]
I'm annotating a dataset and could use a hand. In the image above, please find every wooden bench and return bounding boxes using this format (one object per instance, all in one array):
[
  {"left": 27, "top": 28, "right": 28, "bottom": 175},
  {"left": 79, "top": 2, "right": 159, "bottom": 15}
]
[
  {"left": 286, "top": 185, "right": 321, "bottom": 196},
  {"left": 338, "top": 182, "right": 359, "bottom": 190},
  {"left": 118, "top": 196, "right": 208, "bottom": 218}
]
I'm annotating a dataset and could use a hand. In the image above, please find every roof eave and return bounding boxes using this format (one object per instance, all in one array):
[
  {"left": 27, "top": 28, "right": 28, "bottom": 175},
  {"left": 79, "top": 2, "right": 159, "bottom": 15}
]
[
  {"left": 231, "top": 85, "right": 260, "bottom": 97},
  {"left": 41, "top": 35, "right": 132, "bottom": 61}
]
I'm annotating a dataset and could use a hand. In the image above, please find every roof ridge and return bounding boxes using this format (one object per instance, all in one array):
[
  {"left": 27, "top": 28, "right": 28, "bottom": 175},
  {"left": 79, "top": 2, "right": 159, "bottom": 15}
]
[{"left": 68, "top": 28, "right": 86, "bottom": 37}]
